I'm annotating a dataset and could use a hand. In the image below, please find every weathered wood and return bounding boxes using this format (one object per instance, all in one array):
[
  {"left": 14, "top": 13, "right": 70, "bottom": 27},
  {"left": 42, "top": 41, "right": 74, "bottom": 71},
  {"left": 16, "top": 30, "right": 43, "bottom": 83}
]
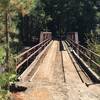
[
  {"left": 18, "top": 40, "right": 53, "bottom": 81},
  {"left": 16, "top": 34, "right": 52, "bottom": 74},
  {"left": 67, "top": 38, "right": 100, "bottom": 79}
]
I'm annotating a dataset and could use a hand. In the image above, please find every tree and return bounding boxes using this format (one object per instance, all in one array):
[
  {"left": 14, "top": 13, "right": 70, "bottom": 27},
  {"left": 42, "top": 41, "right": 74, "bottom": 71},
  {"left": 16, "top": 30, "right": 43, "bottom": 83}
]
[
  {"left": 0, "top": 0, "right": 10, "bottom": 69},
  {"left": 40, "top": 0, "right": 97, "bottom": 46}
]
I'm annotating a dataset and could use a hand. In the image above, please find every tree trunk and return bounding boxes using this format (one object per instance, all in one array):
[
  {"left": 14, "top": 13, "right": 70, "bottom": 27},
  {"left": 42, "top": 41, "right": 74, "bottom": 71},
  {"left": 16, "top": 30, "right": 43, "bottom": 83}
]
[{"left": 5, "top": 10, "right": 9, "bottom": 69}]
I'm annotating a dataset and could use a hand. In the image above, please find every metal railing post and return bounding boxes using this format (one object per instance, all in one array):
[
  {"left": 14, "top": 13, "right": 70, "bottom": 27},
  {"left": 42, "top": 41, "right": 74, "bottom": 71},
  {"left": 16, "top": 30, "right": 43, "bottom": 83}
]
[
  {"left": 90, "top": 52, "right": 92, "bottom": 68},
  {"left": 27, "top": 52, "right": 29, "bottom": 68}
]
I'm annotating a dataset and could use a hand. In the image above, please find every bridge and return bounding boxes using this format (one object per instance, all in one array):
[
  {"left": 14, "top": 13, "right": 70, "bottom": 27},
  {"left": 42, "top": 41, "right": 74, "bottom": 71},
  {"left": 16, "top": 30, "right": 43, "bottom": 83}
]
[{"left": 11, "top": 32, "right": 100, "bottom": 100}]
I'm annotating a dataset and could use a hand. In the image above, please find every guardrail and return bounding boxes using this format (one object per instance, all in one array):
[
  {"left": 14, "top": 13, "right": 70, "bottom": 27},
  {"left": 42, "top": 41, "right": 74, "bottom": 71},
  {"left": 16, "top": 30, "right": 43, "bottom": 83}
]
[
  {"left": 16, "top": 39, "right": 51, "bottom": 74},
  {"left": 67, "top": 38, "right": 100, "bottom": 77}
]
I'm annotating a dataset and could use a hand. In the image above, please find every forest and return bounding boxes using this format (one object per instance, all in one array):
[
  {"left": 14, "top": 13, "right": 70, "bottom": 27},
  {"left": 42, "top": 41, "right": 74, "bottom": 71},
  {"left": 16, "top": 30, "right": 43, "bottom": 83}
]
[{"left": 0, "top": 0, "right": 100, "bottom": 99}]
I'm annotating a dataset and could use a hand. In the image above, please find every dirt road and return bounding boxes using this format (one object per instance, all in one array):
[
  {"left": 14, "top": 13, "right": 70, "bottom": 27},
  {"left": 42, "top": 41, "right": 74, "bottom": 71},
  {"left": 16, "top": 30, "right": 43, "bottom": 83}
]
[{"left": 11, "top": 40, "right": 100, "bottom": 100}]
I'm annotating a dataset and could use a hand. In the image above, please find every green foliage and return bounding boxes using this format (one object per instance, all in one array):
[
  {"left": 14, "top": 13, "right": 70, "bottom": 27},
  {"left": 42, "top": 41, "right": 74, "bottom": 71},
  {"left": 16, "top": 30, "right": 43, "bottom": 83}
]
[
  {"left": 0, "top": 46, "right": 5, "bottom": 64},
  {"left": 95, "top": 44, "right": 100, "bottom": 55},
  {"left": 40, "top": 0, "right": 97, "bottom": 42},
  {"left": 0, "top": 0, "right": 10, "bottom": 9},
  {"left": 0, "top": 72, "right": 16, "bottom": 100},
  {"left": 0, "top": 72, "right": 16, "bottom": 88},
  {"left": 0, "top": 89, "right": 8, "bottom": 100},
  {"left": 0, "top": 0, "right": 99, "bottom": 68},
  {"left": 0, "top": 0, "right": 99, "bottom": 47}
]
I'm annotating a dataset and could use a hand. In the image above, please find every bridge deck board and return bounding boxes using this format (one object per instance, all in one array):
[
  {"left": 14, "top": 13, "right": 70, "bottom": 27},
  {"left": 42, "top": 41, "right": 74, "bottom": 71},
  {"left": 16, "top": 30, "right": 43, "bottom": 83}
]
[{"left": 11, "top": 40, "right": 100, "bottom": 100}]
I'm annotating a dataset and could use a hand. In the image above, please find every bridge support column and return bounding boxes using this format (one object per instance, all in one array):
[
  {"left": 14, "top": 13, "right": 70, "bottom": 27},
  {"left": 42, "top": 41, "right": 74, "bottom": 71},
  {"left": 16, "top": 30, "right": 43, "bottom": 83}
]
[
  {"left": 40, "top": 32, "right": 52, "bottom": 43},
  {"left": 67, "top": 32, "right": 79, "bottom": 54}
]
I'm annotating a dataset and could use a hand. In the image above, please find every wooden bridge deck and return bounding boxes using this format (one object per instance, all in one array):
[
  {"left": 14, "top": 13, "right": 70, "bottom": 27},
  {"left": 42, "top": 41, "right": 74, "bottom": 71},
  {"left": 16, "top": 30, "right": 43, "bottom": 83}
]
[{"left": 11, "top": 40, "right": 100, "bottom": 100}]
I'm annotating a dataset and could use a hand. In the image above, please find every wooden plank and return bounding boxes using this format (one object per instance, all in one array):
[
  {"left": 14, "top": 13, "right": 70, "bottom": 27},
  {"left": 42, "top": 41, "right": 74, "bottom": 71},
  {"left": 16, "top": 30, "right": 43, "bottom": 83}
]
[
  {"left": 16, "top": 39, "right": 51, "bottom": 70},
  {"left": 16, "top": 39, "right": 48, "bottom": 59}
]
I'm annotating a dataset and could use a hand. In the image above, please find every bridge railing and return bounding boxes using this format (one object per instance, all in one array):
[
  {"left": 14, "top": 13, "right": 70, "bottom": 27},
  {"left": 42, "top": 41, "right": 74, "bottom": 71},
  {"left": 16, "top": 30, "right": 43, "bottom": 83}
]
[
  {"left": 16, "top": 39, "right": 51, "bottom": 74},
  {"left": 67, "top": 38, "right": 100, "bottom": 76}
]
